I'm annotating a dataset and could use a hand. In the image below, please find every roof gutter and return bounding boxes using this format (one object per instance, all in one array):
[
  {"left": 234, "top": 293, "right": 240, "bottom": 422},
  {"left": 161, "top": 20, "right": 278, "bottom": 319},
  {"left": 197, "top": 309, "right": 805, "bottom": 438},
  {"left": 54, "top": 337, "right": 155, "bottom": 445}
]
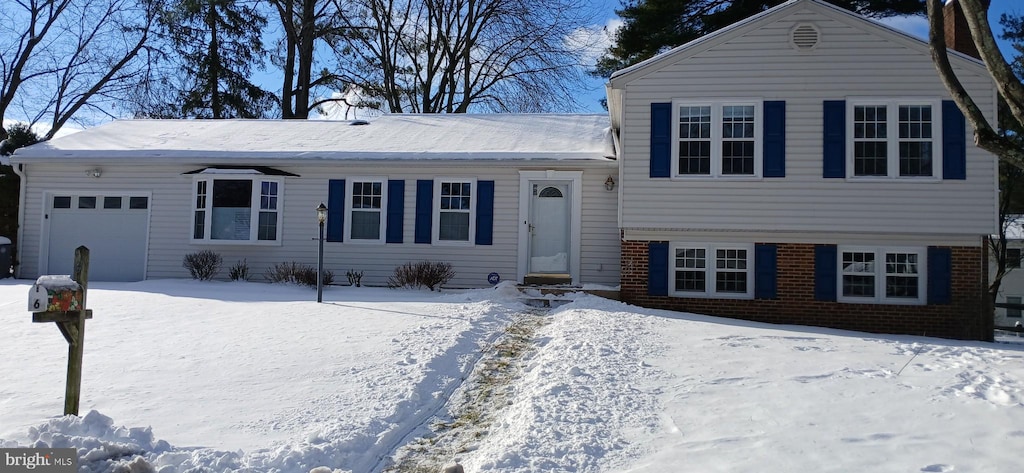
[{"left": 12, "top": 162, "right": 26, "bottom": 279}]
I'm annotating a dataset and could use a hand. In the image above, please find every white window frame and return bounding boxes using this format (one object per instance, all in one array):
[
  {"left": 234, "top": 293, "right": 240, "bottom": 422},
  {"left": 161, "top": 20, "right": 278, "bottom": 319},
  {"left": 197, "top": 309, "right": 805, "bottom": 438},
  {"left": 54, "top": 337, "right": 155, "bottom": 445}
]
[
  {"left": 1006, "top": 295, "right": 1023, "bottom": 318},
  {"left": 669, "top": 243, "right": 754, "bottom": 299},
  {"left": 838, "top": 246, "right": 927, "bottom": 305},
  {"left": 345, "top": 177, "right": 388, "bottom": 244},
  {"left": 1007, "top": 247, "right": 1022, "bottom": 269},
  {"left": 432, "top": 177, "right": 477, "bottom": 245},
  {"left": 191, "top": 176, "right": 283, "bottom": 245},
  {"left": 671, "top": 99, "right": 763, "bottom": 179},
  {"left": 846, "top": 99, "right": 943, "bottom": 180}
]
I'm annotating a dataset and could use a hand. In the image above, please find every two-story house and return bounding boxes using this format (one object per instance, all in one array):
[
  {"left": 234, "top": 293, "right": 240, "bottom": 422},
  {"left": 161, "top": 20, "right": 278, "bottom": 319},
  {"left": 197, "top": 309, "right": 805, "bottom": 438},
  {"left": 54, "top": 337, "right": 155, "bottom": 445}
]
[
  {"left": 609, "top": 0, "right": 996, "bottom": 340},
  {"left": 9, "top": 0, "right": 997, "bottom": 340}
]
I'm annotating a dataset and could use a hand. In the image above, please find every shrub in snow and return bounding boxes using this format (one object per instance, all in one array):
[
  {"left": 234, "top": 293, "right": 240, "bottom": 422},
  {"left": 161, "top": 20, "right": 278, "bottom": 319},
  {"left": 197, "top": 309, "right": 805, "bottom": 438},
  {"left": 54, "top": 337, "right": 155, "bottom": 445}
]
[
  {"left": 229, "top": 259, "right": 250, "bottom": 281},
  {"left": 293, "top": 265, "right": 334, "bottom": 288},
  {"left": 346, "top": 269, "right": 364, "bottom": 287},
  {"left": 182, "top": 250, "right": 222, "bottom": 280},
  {"left": 387, "top": 261, "right": 455, "bottom": 291},
  {"left": 264, "top": 262, "right": 333, "bottom": 288}
]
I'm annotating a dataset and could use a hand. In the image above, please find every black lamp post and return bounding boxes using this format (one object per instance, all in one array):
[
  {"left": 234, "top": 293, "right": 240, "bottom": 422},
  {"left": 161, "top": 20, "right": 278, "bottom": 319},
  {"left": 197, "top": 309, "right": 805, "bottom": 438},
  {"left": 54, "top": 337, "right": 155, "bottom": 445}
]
[{"left": 316, "top": 202, "right": 327, "bottom": 303}]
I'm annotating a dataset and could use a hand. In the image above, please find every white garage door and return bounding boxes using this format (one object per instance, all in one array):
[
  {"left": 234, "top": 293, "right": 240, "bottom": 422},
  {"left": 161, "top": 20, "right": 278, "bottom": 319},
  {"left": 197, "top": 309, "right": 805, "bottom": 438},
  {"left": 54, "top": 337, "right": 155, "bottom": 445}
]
[{"left": 47, "top": 194, "right": 150, "bottom": 281}]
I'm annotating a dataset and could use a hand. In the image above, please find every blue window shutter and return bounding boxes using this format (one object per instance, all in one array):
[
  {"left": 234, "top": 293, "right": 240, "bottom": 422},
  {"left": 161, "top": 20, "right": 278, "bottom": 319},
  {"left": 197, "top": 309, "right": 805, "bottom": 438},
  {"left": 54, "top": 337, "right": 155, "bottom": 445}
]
[
  {"left": 823, "top": 100, "right": 846, "bottom": 178},
  {"left": 650, "top": 103, "right": 672, "bottom": 178},
  {"left": 814, "top": 245, "right": 838, "bottom": 301},
  {"left": 942, "top": 100, "right": 967, "bottom": 180},
  {"left": 928, "top": 247, "right": 952, "bottom": 304},
  {"left": 475, "top": 180, "right": 495, "bottom": 245},
  {"left": 754, "top": 244, "right": 778, "bottom": 299},
  {"left": 326, "top": 179, "right": 345, "bottom": 242},
  {"left": 763, "top": 101, "right": 786, "bottom": 178},
  {"left": 648, "top": 242, "right": 669, "bottom": 296},
  {"left": 415, "top": 180, "right": 433, "bottom": 244},
  {"left": 386, "top": 179, "right": 404, "bottom": 244}
]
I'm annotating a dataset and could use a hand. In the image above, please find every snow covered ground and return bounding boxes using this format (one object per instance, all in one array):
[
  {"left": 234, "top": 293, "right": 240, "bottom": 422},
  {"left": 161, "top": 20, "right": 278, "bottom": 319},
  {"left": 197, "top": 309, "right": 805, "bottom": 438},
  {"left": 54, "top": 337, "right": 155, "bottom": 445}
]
[{"left": 1, "top": 278, "right": 1022, "bottom": 473}]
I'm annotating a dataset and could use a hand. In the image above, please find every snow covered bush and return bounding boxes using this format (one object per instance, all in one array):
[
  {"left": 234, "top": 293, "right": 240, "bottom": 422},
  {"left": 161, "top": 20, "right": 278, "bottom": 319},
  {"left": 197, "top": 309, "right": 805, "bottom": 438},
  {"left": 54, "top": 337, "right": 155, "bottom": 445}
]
[
  {"left": 387, "top": 261, "right": 455, "bottom": 291},
  {"left": 182, "top": 250, "right": 222, "bottom": 280}
]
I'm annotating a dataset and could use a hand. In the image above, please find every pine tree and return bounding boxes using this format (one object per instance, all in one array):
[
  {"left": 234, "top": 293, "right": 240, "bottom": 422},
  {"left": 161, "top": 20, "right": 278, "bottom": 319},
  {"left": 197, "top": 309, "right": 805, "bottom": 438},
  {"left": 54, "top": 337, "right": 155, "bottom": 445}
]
[
  {"left": 594, "top": 0, "right": 925, "bottom": 78},
  {"left": 154, "top": 0, "right": 277, "bottom": 118}
]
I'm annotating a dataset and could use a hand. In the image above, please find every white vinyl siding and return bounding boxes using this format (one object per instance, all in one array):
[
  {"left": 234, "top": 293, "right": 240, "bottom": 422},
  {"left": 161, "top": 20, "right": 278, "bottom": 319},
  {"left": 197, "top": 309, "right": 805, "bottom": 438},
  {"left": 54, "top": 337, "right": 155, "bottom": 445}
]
[
  {"left": 15, "top": 161, "right": 619, "bottom": 288},
  {"left": 615, "top": 1, "right": 996, "bottom": 236}
]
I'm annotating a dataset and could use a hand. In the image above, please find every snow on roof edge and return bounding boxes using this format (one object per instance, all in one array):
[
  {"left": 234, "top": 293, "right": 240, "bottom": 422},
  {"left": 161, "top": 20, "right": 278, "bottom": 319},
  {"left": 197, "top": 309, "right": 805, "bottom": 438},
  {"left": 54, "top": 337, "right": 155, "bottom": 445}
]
[{"left": 11, "top": 150, "right": 616, "bottom": 162}]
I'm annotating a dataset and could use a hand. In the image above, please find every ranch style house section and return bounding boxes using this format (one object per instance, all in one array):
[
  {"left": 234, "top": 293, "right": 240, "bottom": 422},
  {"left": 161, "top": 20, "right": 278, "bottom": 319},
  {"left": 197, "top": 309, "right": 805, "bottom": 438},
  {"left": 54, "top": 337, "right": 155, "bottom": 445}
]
[
  {"left": 10, "top": 115, "right": 620, "bottom": 288},
  {"left": 605, "top": 0, "right": 997, "bottom": 340}
]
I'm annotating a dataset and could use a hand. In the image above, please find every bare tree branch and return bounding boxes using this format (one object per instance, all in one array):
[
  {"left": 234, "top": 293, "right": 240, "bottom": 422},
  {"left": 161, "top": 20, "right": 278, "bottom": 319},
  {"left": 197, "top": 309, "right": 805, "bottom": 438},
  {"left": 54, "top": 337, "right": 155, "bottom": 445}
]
[{"left": 927, "top": 0, "right": 1024, "bottom": 168}]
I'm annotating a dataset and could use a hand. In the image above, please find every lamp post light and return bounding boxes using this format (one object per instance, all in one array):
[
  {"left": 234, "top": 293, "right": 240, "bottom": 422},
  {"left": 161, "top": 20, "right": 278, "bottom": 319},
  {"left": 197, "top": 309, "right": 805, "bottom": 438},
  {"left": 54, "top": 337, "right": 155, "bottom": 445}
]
[{"left": 316, "top": 202, "right": 328, "bottom": 303}]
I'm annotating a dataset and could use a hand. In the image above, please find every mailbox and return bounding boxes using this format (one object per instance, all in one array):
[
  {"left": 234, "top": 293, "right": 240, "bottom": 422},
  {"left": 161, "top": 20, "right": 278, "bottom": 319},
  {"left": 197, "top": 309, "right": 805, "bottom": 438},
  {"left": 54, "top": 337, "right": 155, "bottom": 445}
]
[{"left": 29, "top": 276, "right": 83, "bottom": 313}]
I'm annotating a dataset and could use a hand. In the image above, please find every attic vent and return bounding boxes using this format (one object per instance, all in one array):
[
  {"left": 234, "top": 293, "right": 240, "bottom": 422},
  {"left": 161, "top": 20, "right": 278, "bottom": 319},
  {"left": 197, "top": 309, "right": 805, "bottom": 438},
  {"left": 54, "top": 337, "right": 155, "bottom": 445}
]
[
  {"left": 791, "top": 23, "right": 820, "bottom": 50},
  {"left": 350, "top": 120, "right": 370, "bottom": 126}
]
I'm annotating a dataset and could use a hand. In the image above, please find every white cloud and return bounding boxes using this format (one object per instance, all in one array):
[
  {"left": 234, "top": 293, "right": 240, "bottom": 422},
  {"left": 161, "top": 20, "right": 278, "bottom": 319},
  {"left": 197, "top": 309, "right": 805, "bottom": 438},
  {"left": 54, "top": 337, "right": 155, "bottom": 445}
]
[
  {"left": 874, "top": 15, "right": 929, "bottom": 40},
  {"left": 565, "top": 17, "right": 624, "bottom": 67},
  {"left": 2, "top": 119, "right": 82, "bottom": 139}
]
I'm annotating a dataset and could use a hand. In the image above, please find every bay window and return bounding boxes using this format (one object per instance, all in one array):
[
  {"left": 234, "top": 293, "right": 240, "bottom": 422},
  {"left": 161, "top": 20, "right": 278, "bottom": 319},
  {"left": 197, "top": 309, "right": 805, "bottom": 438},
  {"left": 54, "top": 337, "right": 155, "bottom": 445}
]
[{"left": 192, "top": 177, "right": 281, "bottom": 243}]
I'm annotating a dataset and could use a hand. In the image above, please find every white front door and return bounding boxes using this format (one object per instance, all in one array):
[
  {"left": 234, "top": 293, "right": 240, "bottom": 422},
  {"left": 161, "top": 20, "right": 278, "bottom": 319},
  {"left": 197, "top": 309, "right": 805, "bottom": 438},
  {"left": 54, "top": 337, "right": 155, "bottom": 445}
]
[{"left": 529, "top": 183, "right": 570, "bottom": 274}]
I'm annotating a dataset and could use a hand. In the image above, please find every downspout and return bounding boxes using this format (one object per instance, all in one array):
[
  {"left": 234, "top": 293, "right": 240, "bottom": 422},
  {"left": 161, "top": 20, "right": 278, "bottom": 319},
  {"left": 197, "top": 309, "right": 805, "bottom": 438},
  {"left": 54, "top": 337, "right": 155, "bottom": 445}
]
[{"left": 12, "top": 162, "right": 27, "bottom": 279}]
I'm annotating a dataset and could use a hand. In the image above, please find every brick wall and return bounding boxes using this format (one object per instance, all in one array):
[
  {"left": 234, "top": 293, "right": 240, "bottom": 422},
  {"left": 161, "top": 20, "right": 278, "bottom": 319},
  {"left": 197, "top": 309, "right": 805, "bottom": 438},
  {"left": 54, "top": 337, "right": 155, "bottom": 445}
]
[{"left": 621, "top": 241, "right": 991, "bottom": 341}]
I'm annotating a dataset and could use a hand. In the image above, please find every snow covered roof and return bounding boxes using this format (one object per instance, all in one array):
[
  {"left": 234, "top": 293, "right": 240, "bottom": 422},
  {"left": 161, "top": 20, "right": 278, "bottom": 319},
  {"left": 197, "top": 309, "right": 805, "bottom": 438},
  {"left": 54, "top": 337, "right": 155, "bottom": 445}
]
[{"left": 12, "top": 114, "right": 615, "bottom": 162}]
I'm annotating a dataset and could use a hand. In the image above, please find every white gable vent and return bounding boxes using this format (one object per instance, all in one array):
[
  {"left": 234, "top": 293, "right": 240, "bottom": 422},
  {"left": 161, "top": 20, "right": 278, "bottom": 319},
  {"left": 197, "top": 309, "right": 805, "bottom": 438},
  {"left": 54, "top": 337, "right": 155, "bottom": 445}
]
[{"left": 791, "top": 23, "right": 820, "bottom": 50}]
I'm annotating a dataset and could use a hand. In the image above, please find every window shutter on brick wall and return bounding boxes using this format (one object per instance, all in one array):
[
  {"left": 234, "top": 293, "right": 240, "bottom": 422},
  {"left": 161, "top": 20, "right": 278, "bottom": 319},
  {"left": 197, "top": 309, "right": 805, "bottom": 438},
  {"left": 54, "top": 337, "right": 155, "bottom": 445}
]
[
  {"left": 648, "top": 242, "right": 669, "bottom": 296},
  {"left": 475, "top": 180, "right": 495, "bottom": 245},
  {"left": 326, "top": 179, "right": 345, "bottom": 242},
  {"left": 823, "top": 100, "right": 846, "bottom": 178},
  {"left": 650, "top": 103, "right": 672, "bottom": 178},
  {"left": 415, "top": 180, "right": 433, "bottom": 244},
  {"left": 754, "top": 244, "right": 778, "bottom": 299},
  {"left": 814, "top": 244, "right": 838, "bottom": 301},
  {"left": 927, "top": 247, "right": 952, "bottom": 304},
  {"left": 763, "top": 101, "right": 786, "bottom": 177},
  {"left": 386, "top": 179, "right": 404, "bottom": 243},
  {"left": 942, "top": 100, "right": 967, "bottom": 180}
]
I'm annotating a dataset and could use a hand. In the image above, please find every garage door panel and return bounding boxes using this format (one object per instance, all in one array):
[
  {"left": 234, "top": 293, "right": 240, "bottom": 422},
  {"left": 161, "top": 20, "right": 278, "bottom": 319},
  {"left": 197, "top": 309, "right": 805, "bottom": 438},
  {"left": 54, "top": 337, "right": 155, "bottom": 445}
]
[{"left": 47, "top": 197, "right": 149, "bottom": 282}]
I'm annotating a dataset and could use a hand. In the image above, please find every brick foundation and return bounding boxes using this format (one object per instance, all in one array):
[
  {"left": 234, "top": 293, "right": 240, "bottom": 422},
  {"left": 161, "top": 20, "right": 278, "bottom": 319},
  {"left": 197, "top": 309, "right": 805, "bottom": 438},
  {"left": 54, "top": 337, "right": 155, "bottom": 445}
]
[{"left": 621, "top": 241, "right": 991, "bottom": 341}]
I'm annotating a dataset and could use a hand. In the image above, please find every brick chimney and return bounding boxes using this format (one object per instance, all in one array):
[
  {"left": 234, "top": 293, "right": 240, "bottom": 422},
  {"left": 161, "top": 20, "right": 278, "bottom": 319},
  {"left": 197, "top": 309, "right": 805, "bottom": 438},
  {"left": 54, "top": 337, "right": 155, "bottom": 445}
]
[{"left": 943, "top": 0, "right": 986, "bottom": 60}]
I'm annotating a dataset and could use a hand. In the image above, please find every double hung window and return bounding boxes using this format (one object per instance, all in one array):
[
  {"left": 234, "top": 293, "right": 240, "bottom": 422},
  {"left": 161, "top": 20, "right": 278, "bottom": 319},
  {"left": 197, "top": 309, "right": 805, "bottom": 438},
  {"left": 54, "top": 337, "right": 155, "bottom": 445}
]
[
  {"left": 1007, "top": 296, "right": 1022, "bottom": 318},
  {"left": 347, "top": 179, "right": 386, "bottom": 242},
  {"left": 433, "top": 179, "right": 476, "bottom": 244},
  {"left": 192, "top": 178, "right": 281, "bottom": 243},
  {"left": 673, "top": 101, "right": 761, "bottom": 177},
  {"left": 849, "top": 100, "right": 939, "bottom": 178},
  {"left": 839, "top": 247, "right": 925, "bottom": 304},
  {"left": 670, "top": 243, "right": 753, "bottom": 298}
]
